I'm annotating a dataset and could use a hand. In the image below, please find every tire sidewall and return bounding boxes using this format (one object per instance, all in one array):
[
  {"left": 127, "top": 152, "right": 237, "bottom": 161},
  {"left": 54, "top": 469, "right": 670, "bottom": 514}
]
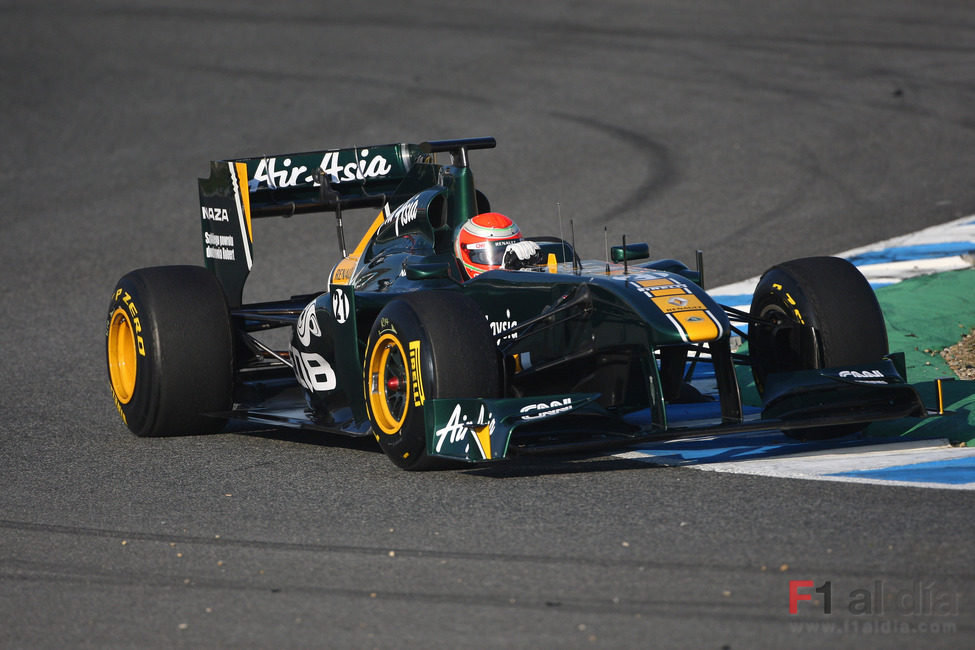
[
  {"left": 749, "top": 266, "right": 818, "bottom": 390},
  {"left": 748, "top": 257, "right": 890, "bottom": 439},
  {"left": 107, "top": 273, "right": 160, "bottom": 436},
  {"left": 106, "top": 266, "right": 233, "bottom": 437}
]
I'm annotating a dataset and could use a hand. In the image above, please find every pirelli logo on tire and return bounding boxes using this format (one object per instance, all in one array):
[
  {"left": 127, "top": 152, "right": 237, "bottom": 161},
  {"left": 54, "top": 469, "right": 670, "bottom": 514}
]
[{"left": 408, "top": 340, "right": 425, "bottom": 407}]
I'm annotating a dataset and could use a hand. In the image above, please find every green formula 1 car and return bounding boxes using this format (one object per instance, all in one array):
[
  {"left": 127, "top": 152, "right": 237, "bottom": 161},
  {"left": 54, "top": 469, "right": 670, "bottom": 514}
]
[{"left": 106, "top": 137, "right": 926, "bottom": 469}]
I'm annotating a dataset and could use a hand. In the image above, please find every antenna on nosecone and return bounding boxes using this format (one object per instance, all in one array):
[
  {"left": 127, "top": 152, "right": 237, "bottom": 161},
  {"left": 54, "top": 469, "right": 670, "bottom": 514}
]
[
  {"left": 570, "top": 219, "right": 579, "bottom": 274},
  {"left": 622, "top": 234, "right": 628, "bottom": 275},
  {"left": 557, "top": 202, "right": 567, "bottom": 269}
]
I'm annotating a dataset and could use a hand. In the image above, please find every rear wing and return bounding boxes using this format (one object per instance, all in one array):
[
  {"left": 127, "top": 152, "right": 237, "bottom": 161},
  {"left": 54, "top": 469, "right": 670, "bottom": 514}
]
[
  {"left": 198, "top": 138, "right": 495, "bottom": 307},
  {"left": 198, "top": 142, "right": 421, "bottom": 308}
]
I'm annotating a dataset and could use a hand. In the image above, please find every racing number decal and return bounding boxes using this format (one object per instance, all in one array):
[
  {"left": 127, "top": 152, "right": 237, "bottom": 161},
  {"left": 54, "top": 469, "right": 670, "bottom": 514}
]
[{"left": 332, "top": 289, "right": 350, "bottom": 324}]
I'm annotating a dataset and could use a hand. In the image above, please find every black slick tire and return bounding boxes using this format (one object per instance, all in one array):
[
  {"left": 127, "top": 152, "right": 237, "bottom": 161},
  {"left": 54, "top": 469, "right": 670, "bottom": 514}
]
[
  {"left": 363, "top": 290, "right": 501, "bottom": 470},
  {"left": 106, "top": 265, "right": 234, "bottom": 437},
  {"left": 749, "top": 256, "right": 888, "bottom": 439}
]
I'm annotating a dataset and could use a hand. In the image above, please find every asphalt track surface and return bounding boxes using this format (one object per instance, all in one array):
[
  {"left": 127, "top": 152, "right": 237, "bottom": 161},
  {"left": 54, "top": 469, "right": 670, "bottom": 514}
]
[{"left": 3, "top": 1, "right": 975, "bottom": 647}]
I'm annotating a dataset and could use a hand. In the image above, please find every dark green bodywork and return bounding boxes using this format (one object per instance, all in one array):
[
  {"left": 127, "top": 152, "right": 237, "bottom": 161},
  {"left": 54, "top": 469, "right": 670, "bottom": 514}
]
[{"left": 198, "top": 137, "right": 927, "bottom": 463}]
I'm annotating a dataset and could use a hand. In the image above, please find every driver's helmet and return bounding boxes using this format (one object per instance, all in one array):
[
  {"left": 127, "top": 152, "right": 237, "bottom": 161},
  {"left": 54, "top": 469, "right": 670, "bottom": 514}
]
[{"left": 454, "top": 212, "right": 523, "bottom": 278}]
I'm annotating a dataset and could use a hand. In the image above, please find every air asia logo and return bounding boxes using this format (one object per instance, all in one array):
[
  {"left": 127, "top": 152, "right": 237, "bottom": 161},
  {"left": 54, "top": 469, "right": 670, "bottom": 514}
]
[
  {"left": 320, "top": 149, "right": 392, "bottom": 183},
  {"left": 331, "top": 289, "right": 350, "bottom": 324},
  {"left": 252, "top": 157, "right": 311, "bottom": 189},
  {"left": 789, "top": 580, "right": 961, "bottom": 616},
  {"left": 519, "top": 398, "right": 573, "bottom": 420},
  {"left": 384, "top": 197, "right": 419, "bottom": 236},
  {"left": 433, "top": 403, "right": 494, "bottom": 455},
  {"left": 487, "top": 309, "right": 518, "bottom": 339},
  {"left": 252, "top": 149, "right": 393, "bottom": 188}
]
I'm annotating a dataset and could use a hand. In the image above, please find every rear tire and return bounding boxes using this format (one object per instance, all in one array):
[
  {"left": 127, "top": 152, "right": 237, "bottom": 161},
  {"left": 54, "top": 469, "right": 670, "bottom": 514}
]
[
  {"left": 363, "top": 291, "right": 501, "bottom": 470},
  {"left": 106, "top": 266, "right": 234, "bottom": 437},
  {"left": 749, "top": 256, "right": 888, "bottom": 439}
]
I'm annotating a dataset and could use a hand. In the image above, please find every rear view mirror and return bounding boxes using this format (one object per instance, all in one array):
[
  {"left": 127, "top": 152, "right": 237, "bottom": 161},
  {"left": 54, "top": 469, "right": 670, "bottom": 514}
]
[{"left": 611, "top": 243, "right": 650, "bottom": 262}]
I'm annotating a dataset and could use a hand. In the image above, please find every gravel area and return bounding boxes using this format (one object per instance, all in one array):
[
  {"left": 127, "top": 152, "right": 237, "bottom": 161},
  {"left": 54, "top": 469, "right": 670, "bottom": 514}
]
[{"left": 942, "top": 328, "right": 975, "bottom": 379}]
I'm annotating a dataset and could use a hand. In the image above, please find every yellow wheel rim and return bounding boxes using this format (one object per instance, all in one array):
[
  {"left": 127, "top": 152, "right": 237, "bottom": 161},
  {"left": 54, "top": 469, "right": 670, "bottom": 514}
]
[
  {"left": 366, "top": 333, "right": 409, "bottom": 434},
  {"left": 108, "top": 308, "right": 137, "bottom": 404}
]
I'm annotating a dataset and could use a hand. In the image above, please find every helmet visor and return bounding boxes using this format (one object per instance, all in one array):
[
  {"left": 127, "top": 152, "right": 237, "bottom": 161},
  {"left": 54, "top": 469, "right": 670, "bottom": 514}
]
[{"left": 464, "top": 240, "right": 511, "bottom": 267}]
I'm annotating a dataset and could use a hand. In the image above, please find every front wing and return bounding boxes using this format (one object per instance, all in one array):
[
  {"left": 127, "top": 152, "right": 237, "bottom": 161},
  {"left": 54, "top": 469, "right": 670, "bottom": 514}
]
[
  {"left": 423, "top": 363, "right": 928, "bottom": 463},
  {"left": 214, "top": 363, "right": 927, "bottom": 463}
]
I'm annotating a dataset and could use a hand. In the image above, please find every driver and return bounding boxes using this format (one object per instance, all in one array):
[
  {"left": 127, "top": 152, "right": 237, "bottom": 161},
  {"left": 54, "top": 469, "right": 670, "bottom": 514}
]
[{"left": 454, "top": 212, "right": 544, "bottom": 278}]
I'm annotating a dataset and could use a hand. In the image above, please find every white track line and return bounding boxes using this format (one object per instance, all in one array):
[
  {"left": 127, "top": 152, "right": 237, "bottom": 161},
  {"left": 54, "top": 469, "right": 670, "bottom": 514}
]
[{"left": 711, "top": 214, "right": 975, "bottom": 308}]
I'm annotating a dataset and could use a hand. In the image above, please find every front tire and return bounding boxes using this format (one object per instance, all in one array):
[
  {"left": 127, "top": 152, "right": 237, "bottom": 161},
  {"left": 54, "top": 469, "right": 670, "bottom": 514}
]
[
  {"left": 749, "top": 256, "right": 888, "bottom": 439},
  {"left": 106, "top": 266, "right": 234, "bottom": 437},
  {"left": 363, "top": 291, "right": 501, "bottom": 470}
]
